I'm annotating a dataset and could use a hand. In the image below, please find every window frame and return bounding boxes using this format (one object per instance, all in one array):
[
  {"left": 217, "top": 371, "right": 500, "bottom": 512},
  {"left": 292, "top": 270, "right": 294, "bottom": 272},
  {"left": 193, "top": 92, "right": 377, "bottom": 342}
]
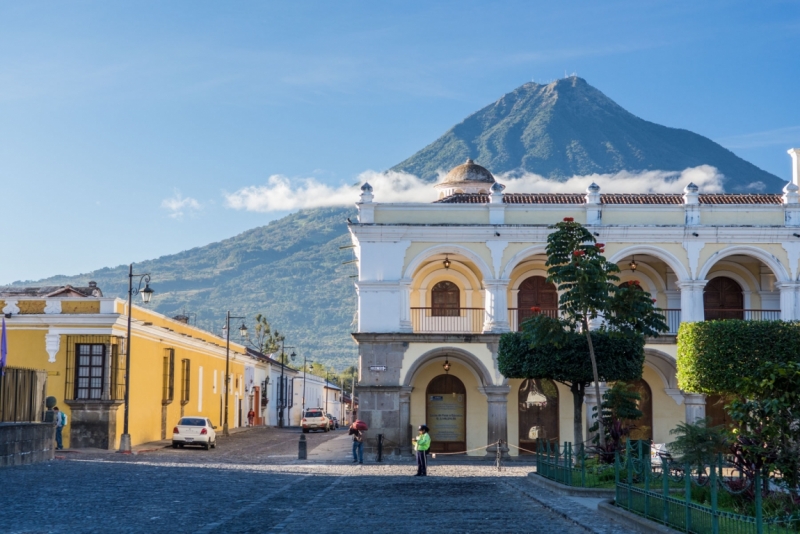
[{"left": 74, "top": 343, "right": 107, "bottom": 401}]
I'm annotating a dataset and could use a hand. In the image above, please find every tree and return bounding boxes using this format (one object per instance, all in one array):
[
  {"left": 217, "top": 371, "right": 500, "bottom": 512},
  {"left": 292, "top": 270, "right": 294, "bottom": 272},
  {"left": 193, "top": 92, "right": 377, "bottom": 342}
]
[
  {"left": 498, "top": 316, "right": 646, "bottom": 445},
  {"left": 246, "top": 313, "right": 282, "bottom": 355},
  {"left": 544, "top": 218, "right": 667, "bottom": 445},
  {"left": 667, "top": 418, "right": 729, "bottom": 470}
]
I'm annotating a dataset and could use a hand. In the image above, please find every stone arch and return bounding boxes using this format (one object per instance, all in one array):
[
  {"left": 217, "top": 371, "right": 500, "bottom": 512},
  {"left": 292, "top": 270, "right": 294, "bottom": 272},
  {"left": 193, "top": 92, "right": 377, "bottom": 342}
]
[
  {"left": 644, "top": 349, "right": 683, "bottom": 405},
  {"left": 510, "top": 268, "right": 549, "bottom": 290},
  {"left": 402, "top": 347, "right": 494, "bottom": 388},
  {"left": 617, "top": 270, "right": 662, "bottom": 297},
  {"left": 608, "top": 245, "right": 690, "bottom": 281},
  {"left": 698, "top": 245, "right": 789, "bottom": 282},
  {"left": 404, "top": 245, "right": 494, "bottom": 281},
  {"left": 417, "top": 267, "right": 479, "bottom": 308},
  {"left": 501, "top": 245, "right": 549, "bottom": 280}
]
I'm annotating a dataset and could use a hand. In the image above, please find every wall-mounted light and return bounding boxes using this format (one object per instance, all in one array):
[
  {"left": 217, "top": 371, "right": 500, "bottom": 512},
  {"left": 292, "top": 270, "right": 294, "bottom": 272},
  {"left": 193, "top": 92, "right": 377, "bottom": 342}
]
[
  {"left": 443, "top": 255, "right": 451, "bottom": 269},
  {"left": 692, "top": 232, "right": 699, "bottom": 237},
  {"left": 494, "top": 232, "right": 500, "bottom": 237},
  {"left": 443, "top": 357, "right": 451, "bottom": 373},
  {"left": 629, "top": 256, "right": 638, "bottom": 271}
]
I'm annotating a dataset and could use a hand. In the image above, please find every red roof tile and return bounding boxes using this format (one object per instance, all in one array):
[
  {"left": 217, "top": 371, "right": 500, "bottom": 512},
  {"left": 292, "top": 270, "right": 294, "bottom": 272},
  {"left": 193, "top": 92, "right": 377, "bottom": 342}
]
[{"left": 434, "top": 193, "right": 783, "bottom": 205}]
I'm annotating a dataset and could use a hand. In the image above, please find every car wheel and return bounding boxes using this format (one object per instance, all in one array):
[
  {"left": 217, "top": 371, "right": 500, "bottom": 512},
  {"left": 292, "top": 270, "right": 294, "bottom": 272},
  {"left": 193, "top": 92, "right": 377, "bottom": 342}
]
[
  {"left": 302, "top": 429, "right": 309, "bottom": 433},
  {"left": 203, "top": 442, "right": 210, "bottom": 450},
  {"left": 211, "top": 440, "right": 216, "bottom": 449},
  {"left": 179, "top": 443, "right": 184, "bottom": 448},
  {"left": 172, "top": 443, "right": 178, "bottom": 449}
]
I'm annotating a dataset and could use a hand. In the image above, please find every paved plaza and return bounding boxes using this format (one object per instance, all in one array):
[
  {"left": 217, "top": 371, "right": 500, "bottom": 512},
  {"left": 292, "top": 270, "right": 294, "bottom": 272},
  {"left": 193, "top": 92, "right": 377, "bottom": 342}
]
[{"left": 0, "top": 428, "right": 636, "bottom": 533}]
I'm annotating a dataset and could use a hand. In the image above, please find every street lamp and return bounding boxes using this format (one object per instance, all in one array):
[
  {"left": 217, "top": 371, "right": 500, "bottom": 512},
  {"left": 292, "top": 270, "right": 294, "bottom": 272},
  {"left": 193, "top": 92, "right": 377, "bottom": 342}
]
[
  {"left": 223, "top": 311, "right": 247, "bottom": 437},
  {"left": 119, "top": 263, "right": 154, "bottom": 453},
  {"left": 301, "top": 353, "right": 308, "bottom": 413},
  {"left": 276, "top": 336, "right": 296, "bottom": 428}
]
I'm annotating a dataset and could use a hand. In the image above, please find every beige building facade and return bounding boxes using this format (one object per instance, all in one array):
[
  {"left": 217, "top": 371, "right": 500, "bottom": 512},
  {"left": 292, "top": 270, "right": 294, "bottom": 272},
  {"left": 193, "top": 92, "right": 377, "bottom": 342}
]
[{"left": 350, "top": 153, "right": 800, "bottom": 456}]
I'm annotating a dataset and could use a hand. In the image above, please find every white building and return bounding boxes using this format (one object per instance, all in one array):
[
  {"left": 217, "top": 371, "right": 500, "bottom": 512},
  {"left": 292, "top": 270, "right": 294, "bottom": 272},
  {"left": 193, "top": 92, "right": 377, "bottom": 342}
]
[{"left": 349, "top": 151, "right": 800, "bottom": 455}]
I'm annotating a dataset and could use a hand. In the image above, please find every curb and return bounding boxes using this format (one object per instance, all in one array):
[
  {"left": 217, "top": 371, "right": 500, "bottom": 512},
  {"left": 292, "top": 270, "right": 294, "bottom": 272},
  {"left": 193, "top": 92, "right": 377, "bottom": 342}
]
[
  {"left": 597, "top": 501, "right": 682, "bottom": 534},
  {"left": 526, "top": 472, "right": 616, "bottom": 498}
]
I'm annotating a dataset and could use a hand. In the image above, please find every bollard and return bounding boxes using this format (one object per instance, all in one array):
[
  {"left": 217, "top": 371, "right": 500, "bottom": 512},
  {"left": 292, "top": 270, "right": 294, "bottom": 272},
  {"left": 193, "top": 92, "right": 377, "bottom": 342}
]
[
  {"left": 377, "top": 433, "right": 384, "bottom": 462},
  {"left": 298, "top": 434, "right": 307, "bottom": 460}
]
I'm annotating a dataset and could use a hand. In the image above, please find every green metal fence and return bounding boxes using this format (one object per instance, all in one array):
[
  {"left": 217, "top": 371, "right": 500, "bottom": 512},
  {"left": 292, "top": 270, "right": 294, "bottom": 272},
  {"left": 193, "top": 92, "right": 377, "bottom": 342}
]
[
  {"left": 535, "top": 440, "right": 616, "bottom": 489},
  {"left": 614, "top": 441, "right": 800, "bottom": 534}
]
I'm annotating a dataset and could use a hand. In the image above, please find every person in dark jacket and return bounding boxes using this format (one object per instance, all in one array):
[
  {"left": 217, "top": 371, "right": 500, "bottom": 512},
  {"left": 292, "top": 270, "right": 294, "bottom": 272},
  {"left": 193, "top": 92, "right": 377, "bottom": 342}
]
[{"left": 349, "top": 423, "right": 364, "bottom": 464}]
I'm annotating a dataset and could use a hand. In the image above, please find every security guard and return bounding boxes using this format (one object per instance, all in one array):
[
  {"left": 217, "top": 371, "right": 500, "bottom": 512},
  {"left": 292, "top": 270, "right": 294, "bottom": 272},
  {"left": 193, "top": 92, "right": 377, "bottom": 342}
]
[{"left": 412, "top": 424, "right": 431, "bottom": 476}]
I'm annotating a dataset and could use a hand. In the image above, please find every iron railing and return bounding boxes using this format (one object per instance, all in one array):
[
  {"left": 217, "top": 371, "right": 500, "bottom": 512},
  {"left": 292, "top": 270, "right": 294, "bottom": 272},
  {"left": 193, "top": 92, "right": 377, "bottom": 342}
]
[
  {"left": 508, "top": 308, "right": 559, "bottom": 332},
  {"left": 661, "top": 309, "right": 681, "bottom": 334},
  {"left": 704, "top": 309, "right": 781, "bottom": 321},
  {"left": 535, "top": 440, "right": 617, "bottom": 489},
  {"left": 615, "top": 440, "right": 800, "bottom": 534},
  {"left": 410, "top": 307, "right": 484, "bottom": 333},
  {"left": 0, "top": 367, "right": 48, "bottom": 423}
]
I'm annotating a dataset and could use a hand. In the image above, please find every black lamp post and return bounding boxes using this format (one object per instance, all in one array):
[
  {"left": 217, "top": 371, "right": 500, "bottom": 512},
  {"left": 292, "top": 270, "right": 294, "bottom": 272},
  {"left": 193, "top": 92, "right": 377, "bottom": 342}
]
[
  {"left": 119, "top": 263, "right": 154, "bottom": 453},
  {"left": 277, "top": 336, "right": 296, "bottom": 428},
  {"left": 301, "top": 353, "right": 308, "bottom": 414},
  {"left": 223, "top": 311, "right": 247, "bottom": 437}
]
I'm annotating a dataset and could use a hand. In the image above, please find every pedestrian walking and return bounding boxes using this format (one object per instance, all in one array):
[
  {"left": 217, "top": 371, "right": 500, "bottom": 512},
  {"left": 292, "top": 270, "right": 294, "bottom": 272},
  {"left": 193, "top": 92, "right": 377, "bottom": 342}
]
[
  {"left": 247, "top": 409, "right": 255, "bottom": 427},
  {"left": 53, "top": 407, "right": 67, "bottom": 450},
  {"left": 349, "top": 423, "right": 364, "bottom": 464},
  {"left": 412, "top": 424, "right": 431, "bottom": 476}
]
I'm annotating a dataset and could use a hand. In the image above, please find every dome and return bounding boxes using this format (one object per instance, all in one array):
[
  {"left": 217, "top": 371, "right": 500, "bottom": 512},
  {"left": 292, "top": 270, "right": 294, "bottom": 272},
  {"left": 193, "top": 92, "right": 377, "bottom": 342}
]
[{"left": 441, "top": 158, "right": 495, "bottom": 185}]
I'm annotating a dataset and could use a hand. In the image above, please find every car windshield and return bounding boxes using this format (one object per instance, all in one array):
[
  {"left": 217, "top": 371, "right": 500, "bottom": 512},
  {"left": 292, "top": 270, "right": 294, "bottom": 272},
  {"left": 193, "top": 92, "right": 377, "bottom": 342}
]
[
  {"left": 305, "top": 411, "right": 323, "bottom": 418},
  {"left": 178, "top": 418, "right": 206, "bottom": 426}
]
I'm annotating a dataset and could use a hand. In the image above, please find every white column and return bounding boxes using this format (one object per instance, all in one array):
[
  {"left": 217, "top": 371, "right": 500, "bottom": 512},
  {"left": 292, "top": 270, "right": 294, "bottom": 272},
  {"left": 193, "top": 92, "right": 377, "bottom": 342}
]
[
  {"left": 483, "top": 279, "right": 510, "bottom": 333},
  {"left": 399, "top": 279, "right": 412, "bottom": 332},
  {"left": 778, "top": 281, "right": 800, "bottom": 321},
  {"left": 683, "top": 393, "right": 706, "bottom": 424},
  {"left": 677, "top": 280, "right": 708, "bottom": 323}
]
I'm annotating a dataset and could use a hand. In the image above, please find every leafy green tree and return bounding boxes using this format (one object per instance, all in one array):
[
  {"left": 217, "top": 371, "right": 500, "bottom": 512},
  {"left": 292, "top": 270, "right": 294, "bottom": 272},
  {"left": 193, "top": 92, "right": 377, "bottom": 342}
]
[
  {"left": 247, "top": 313, "right": 282, "bottom": 355},
  {"left": 544, "top": 218, "right": 668, "bottom": 445},
  {"left": 667, "top": 418, "right": 729, "bottom": 470},
  {"left": 498, "top": 316, "right": 646, "bottom": 445}
]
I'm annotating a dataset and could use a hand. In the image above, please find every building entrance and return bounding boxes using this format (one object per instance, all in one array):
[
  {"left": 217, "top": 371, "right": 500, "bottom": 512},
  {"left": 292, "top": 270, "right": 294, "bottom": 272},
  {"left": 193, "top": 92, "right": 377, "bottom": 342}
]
[
  {"left": 518, "top": 378, "right": 559, "bottom": 454},
  {"left": 426, "top": 374, "right": 466, "bottom": 453}
]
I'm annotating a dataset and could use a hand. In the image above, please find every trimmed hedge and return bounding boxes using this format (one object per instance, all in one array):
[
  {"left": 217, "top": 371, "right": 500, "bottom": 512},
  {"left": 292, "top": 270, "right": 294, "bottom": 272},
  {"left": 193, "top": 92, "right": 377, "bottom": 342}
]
[
  {"left": 498, "top": 330, "right": 645, "bottom": 383},
  {"left": 677, "top": 320, "right": 800, "bottom": 394}
]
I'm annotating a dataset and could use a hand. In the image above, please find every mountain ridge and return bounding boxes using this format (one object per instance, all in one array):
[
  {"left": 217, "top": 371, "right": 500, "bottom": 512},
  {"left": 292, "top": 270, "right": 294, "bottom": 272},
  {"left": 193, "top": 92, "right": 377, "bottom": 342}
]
[{"left": 392, "top": 77, "right": 783, "bottom": 192}]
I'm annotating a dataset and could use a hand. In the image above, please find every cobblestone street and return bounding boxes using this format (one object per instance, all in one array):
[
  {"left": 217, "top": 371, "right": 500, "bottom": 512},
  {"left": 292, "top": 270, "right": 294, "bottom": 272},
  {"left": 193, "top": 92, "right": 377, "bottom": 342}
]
[{"left": 0, "top": 428, "right": 634, "bottom": 533}]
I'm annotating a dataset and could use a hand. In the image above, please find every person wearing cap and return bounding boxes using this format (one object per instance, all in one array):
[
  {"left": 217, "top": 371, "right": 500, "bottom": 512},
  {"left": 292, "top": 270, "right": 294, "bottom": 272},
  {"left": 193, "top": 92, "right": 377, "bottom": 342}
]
[{"left": 412, "top": 424, "right": 431, "bottom": 476}]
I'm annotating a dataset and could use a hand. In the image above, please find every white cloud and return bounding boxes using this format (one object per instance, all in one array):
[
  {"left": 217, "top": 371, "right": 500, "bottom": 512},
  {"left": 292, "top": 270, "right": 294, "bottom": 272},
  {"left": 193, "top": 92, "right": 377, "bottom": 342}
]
[
  {"left": 223, "top": 165, "right": 726, "bottom": 213},
  {"left": 161, "top": 190, "right": 201, "bottom": 219}
]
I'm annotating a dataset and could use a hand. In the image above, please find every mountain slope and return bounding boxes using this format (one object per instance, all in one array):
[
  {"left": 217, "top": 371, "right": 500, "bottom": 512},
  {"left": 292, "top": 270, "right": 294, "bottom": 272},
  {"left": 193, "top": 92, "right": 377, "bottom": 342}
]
[
  {"left": 19, "top": 207, "right": 359, "bottom": 367},
  {"left": 393, "top": 77, "right": 783, "bottom": 192}
]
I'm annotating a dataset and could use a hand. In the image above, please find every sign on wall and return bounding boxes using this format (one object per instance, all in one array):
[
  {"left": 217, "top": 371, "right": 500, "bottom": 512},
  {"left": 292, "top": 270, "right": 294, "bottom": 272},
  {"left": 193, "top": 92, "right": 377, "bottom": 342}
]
[{"left": 426, "top": 394, "right": 465, "bottom": 442}]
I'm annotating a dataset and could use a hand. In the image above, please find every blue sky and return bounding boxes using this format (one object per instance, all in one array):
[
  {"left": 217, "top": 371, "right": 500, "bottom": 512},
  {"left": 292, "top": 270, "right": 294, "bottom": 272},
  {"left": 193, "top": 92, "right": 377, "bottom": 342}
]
[{"left": 2, "top": 1, "right": 799, "bottom": 283}]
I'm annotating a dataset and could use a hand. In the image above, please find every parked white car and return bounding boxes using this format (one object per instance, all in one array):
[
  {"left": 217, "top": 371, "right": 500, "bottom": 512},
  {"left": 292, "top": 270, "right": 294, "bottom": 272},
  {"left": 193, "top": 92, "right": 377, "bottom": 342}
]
[
  {"left": 172, "top": 417, "right": 217, "bottom": 450},
  {"left": 301, "top": 408, "right": 329, "bottom": 433}
]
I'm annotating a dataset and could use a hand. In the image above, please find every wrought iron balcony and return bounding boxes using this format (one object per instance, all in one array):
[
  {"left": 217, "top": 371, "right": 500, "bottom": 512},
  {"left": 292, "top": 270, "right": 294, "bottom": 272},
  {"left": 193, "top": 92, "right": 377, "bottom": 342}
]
[{"left": 410, "top": 307, "right": 484, "bottom": 333}]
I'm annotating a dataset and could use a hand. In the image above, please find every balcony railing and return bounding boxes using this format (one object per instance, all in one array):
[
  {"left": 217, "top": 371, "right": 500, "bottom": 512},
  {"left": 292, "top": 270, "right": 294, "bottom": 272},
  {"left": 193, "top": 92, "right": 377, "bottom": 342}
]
[
  {"left": 704, "top": 309, "right": 781, "bottom": 321},
  {"left": 508, "top": 308, "right": 559, "bottom": 332},
  {"left": 662, "top": 309, "right": 681, "bottom": 335},
  {"left": 410, "top": 307, "right": 484, "bottom": 333}
]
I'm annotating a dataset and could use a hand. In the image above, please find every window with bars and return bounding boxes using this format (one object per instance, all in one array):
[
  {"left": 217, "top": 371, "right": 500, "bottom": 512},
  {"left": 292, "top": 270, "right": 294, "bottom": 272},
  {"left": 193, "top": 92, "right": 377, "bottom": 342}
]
[
  {"left": 162, "top": 349, "right": 175, "bottom": 404},
  {"left": 75, "top": 344, "right": 106, "bottom": 400},
  {"left": 180, "top": 359, "right": 191, "bottom": 406}
]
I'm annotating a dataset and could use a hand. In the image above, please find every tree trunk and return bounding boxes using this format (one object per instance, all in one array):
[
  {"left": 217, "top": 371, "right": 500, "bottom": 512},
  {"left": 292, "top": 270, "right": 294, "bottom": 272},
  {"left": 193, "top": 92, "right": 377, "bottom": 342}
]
[
  {"left": 570, "top": 382, "right": 585, "bottom": 446},
  {"left": 582, "top": 317, "right": 607, "bottom": 448}
]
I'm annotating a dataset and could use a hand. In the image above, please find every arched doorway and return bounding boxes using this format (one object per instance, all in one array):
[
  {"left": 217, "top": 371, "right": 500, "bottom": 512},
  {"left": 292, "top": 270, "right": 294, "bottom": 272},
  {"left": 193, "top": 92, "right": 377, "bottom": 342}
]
[
  {"left": 704, "top": 277, "right": 744, "bottom": 320},
  {"left": 518, "top": 378, "right": 559, "bottom": 453},
  {"left": 518, "top": 276, "right": 558, "bottom": 325},
  {"left": 628, "top": 379, "right": 653, "bottom": 441},
  {"left": 426, "top": 374, "right": 466, "bottom": 453},
  {"left": 432, "top": 281, "right": 460, "bottom": 316}
]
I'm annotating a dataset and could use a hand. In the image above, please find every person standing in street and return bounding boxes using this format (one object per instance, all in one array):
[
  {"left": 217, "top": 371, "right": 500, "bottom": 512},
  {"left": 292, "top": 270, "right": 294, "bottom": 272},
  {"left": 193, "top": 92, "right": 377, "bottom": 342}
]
[
  {"left": 53, "top": 406, "right": 67, "bottom": 450},
  {"left": 349, "top": 423, "right": 364, "bottom": 464},
  {"left": 247, "top": 409, "right": 255, "bottom": 427},
  {"left": 412, "top": 424, "right": 431, "bottom": 476}
]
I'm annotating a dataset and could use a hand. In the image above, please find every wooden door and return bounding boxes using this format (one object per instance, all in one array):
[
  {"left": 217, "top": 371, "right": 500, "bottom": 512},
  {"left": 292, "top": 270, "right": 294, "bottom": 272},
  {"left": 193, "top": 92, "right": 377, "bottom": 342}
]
[
  {"left": 432, "top": 281, "right": 460, "bottom": 317},
  {"left": 704, "top": 277, "right": 744, "bottom": 320},
  {"left": 518, "top": 276, "right": 558, "bottom": 326},
  {"left": 426, "top": 374, "right": 466, "bottom": 453}
]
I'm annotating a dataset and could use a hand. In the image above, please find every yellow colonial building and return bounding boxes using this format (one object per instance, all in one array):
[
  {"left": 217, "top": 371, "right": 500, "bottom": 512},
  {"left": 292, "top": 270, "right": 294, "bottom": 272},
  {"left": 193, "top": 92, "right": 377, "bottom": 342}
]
[
  {"left": 0, "top": 283, "right": 258, "bottom": 449},
  {"left": 350, "top": 151, "right": 800, "bottom": 456}
]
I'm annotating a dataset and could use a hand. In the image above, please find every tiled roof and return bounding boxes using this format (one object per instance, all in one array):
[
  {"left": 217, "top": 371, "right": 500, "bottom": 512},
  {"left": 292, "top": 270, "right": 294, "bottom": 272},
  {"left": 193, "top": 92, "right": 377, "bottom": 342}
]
[
  {"left": 434, "top": 193, "right": 783, "bottom": 205},
  {"left": 0, "top": 284, "right": 103, "bottom": 298}
]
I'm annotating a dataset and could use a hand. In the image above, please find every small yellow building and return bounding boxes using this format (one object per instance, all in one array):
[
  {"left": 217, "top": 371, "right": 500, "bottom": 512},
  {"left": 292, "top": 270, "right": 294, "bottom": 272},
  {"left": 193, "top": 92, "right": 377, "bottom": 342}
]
[{"left": 0, "top": 283, "right": 257, "bottom": 449}]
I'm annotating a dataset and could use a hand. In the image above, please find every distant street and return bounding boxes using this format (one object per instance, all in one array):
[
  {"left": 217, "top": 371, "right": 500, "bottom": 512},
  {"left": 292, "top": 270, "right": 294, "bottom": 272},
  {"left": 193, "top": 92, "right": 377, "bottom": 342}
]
[{"left": 0, "top": 426, "right": 633, "bottom": 534}]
